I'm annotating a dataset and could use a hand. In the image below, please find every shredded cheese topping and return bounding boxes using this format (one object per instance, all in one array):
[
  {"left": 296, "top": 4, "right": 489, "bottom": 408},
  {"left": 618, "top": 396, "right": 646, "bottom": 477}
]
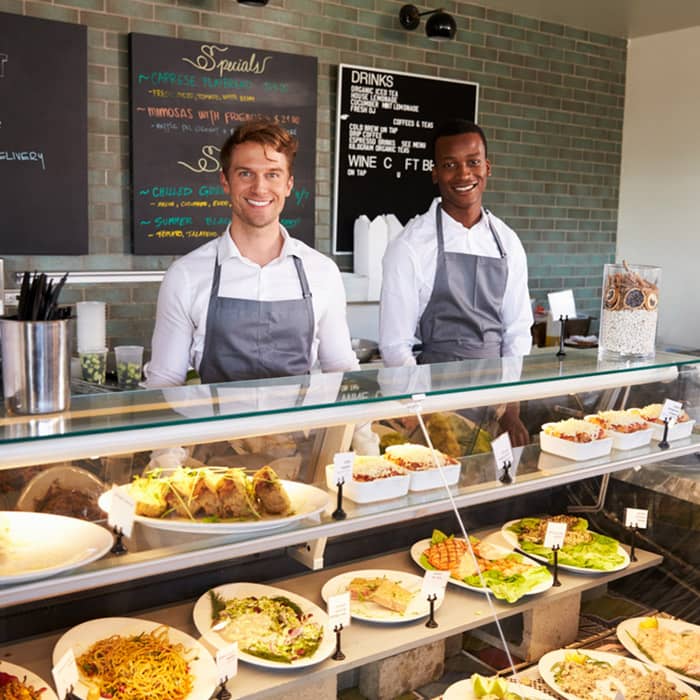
[
  {"left": 544, "top": 418, "right": 604, "bottom": 440},
  {"left": 384, "top": 443, "right": 458, "bottom": 470},
  {"left": 351, "top": 456, "right": 406, "bottom": 481}
]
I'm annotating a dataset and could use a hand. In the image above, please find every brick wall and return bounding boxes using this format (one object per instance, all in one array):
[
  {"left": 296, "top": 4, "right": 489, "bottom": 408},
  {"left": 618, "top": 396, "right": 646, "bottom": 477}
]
[{"left": 0, "top": 0, "right": 625, "bottom": 347}]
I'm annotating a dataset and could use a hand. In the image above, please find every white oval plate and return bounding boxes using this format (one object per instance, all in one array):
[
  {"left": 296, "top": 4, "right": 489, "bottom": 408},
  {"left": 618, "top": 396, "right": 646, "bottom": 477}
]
[
  {"left": 0, "top": 511, "right": 113, "bottom": 585},
  {"left": 501, "top": 519, "right": 630, "bottom": 574},
  {"left": 99, "top": 480, "right": 329, "bottom": 534},
  {"left": 409, "top": 538, "right": 552, "bottom": 596},
  {"left": 616, "top": 616, "right": 700, "bottom": 687},
  {"left": 443, "top": 677, "right": 553, "bottom": 700},
  {"left": 320, "top": 568, "right": 442, "bottom": 623},
  {"left": 193, "top": 582, "right": 334, "bottom": 668},
  {"left": 538, "top": 648, "right": 698, "bottom": 700},
  {"left": 0, "top": 660, "right": 58, "bottom": 700},
  {"left": 53, "top": 617, "right": 218, "bottom": 700}
]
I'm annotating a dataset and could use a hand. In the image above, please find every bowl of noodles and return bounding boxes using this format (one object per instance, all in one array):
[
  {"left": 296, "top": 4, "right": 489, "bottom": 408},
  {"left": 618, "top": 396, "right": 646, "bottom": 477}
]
[{"left": 52, "top": 617, "right": 218, "bottom": 700}]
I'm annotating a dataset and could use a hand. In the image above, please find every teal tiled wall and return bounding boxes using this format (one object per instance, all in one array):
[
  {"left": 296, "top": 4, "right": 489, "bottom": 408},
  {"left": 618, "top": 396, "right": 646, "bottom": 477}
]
[{"left": 0, "top": 0, "right": 624, "bottom": 345}]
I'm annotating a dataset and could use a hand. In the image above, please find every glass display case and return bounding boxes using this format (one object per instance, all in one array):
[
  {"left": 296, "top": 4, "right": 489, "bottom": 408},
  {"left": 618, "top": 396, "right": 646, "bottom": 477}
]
[{"left": 1, "top": 349, "right": 698, "bottom": 698}]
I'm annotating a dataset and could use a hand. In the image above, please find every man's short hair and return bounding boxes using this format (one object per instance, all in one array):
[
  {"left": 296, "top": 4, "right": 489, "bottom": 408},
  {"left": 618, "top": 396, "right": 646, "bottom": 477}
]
[
  {"left": 220, "top": 119, "right": 298, "bottom": 174},
  {"left": 432, "top": 118, "right": 488, "bottom": 158}
]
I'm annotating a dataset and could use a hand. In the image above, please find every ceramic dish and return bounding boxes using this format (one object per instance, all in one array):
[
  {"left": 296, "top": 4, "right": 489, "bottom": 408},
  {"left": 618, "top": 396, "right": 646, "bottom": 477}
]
[
  {"left": 583, "top": 416, "right": 653, "bottom": 450},
  {"left": 192, "top": 581, "right": 335, "bottom": 668},
  {"left": 98, "top": 480, "right": 329, "bottom": 535},
  {"left": 443, "top": 677, "right": 553, "bottom": 700},
  {"left": 16, "top": 465, "right": 105, "bottom": 519},
  {"left": 540, "top": 423, "right": 613, "bottom": 461},
  {"left": 406, "top": 462, "right": 461, "bottom": 491},
  {"left": 0, "top": 660, "right": 58, "bottom": 700},
  {"left": 646, "top": 418, "right": 696, "bottom": 442},
  {"left": 409, "top": 538, "right": 553, "bottom": 599},
  {"left": 325, "top": 463, "right": 410, "bottom": 503},
  {"left": 538, "top": 648, "right": 698, "bottom": 700},
  {"left": 52, "top": 617, "right": 218, "bottom": 700},
  {"left": 616, "top": 616, "right": 700, "bottom": 687},
  {"left": 501, "top": 518, "right": 630, "bottom": 575},
  {"left": 320, "top": 568, "right": 443, "bottom": 623},
  {"left": 0, "top": 511, "right": 113, "bottom": 585}
]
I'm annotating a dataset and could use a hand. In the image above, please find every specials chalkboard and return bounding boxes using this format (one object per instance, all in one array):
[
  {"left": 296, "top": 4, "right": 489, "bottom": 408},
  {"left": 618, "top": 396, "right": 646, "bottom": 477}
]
[
  {"left": 0, "top": 12, "right": 87, "bottom": 255},
  {"left": 332, "top": 65, "right": 478, "bottom": 254},
  {"left": 129, "top": 34, "right": 317, "bottom": 255}
]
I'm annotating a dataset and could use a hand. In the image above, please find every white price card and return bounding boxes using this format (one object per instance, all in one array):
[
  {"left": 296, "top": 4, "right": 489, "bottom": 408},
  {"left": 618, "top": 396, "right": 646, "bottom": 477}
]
[
  {"left": 52, "top": 648, "right": 82, "bottom": 700},
  {"left": 660, "top": 399, "right": 683, "bottom": 425},
  {"left": 333, "top": 451, "right": 355, "bottom": 486},
  {"left": 216, "top": 642, "right": 238, "bottom": 683},
  {"left": 491, "top": 432, "right": 514, "bottom": 473},
  {"left": 547, "top": 289, "right": 577, "bottom": 320},
  {"left": 108, "top": 484, "right": 136, "bottom": 537},
  {"left": 420, "top": 570, "right": 450, "bottom": 599},
  {"left": 625, "top": 507, "right": 648, "bottom": 529},
  {"left": 327, "top": 591, "right": 351, "bottom": 629},
  {"left": 543, "top": 521, "right": 568, "bottom": 549}
]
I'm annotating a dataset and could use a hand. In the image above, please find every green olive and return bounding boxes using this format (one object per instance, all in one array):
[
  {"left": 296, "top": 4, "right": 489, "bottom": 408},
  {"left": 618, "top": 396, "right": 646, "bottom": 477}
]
[
  {"left": 117, "top": 361, "right": 142, "bottom": 389},
  {"left": 80, "top": 352, "right": 106, "bottom": 384}
]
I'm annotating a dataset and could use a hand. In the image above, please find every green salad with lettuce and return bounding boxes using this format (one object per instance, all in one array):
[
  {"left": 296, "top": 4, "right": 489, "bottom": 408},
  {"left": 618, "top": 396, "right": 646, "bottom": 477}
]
[
  {"left": 506, "top": 516, "right": 625, "bottom": 570},
  {"left": 420, "top": 530, "right": 551, "bottom": 604}
]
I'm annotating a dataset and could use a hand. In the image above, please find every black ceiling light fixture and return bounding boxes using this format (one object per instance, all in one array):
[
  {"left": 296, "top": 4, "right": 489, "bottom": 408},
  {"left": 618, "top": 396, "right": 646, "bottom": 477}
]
[
  {"left": 236, "top": 0, "right": 269, "bottom": 6},
  {"left": 399, "top": 4, "right": 457, "bottom": 41}
]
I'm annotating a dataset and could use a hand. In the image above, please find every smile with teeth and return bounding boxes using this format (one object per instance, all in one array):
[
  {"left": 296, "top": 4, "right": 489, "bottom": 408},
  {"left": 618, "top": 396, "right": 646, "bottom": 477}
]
[
  {"left": 454, "top": 182, "right": 478, "bottom": 192},
  {"left": 246, "top": 197, "right": 272, "bottom": 207}
]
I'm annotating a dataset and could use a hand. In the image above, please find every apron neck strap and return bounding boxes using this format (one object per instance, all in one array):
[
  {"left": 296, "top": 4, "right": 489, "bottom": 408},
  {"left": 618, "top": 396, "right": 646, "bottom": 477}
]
[
  {"left": 292, "top": 255, "right": 313, "bottom": 299},
  {"left": 484, "top": 209, "right": 507, "bottom": 258}
]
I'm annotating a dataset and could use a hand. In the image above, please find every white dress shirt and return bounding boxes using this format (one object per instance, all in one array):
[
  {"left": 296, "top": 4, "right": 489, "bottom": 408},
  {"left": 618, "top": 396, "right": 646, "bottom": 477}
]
[
  {"left": 147, "top": 225, "right": 359, "bottom": 387},
  {"left": 380, "top": 198, "right": 533, "bottom": 367}
]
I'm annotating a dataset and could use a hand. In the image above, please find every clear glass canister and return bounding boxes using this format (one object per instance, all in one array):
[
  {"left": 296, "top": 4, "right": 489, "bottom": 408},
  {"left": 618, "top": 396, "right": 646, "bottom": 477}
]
[{"left": 598, "top": 262, "right": 660, "bottom": 361}]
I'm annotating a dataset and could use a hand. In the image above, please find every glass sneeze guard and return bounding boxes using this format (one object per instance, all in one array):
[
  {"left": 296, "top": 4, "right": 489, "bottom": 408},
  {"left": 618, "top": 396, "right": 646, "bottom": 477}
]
[{"left": 1, "top": 349, "right": 698, "bottom": 451}]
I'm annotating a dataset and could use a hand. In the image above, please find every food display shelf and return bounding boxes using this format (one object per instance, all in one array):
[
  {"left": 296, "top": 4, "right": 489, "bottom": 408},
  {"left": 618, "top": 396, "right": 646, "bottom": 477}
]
[
  {"left": 2, "top": 433, "right": 698, "bottom": 608},
  {"left": 1, "top": 535, "right": 662, "bottom": 700}
]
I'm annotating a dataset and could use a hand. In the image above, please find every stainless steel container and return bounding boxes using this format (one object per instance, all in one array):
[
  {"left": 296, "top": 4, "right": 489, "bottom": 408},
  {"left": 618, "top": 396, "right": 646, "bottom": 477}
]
[{"left": 0, "top": 317, "right": 72, "bottom": 414}]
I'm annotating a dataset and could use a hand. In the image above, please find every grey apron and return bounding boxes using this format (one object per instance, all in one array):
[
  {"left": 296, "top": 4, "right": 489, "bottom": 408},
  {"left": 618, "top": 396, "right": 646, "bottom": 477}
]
[
  {"left": 199, "top": 254, "right": 314, "bottom": 382},
  {"left": 418, "top": 204, "right": 508, "bottom": 364}
]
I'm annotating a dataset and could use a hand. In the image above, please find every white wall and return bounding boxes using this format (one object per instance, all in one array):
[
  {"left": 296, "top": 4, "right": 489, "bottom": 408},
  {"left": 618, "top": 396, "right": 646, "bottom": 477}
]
[{"left": 618, "top": 26, "right": 700, "bottom": 348}]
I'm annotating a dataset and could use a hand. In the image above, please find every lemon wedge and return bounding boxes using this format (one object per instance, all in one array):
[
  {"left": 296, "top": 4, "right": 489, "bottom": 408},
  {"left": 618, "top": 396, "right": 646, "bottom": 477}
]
[{"left": 639, "top": 616, "right": 658, "bottom": 629}]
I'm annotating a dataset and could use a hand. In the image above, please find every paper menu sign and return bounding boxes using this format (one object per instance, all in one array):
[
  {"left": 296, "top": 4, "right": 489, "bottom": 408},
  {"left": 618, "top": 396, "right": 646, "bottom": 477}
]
[
  {"left": 108, "top": 485, "right": 136, "bottom": 537},
  {"left": 625, "top": 507, "right": 648, "bottom": 529},
  {"left": 659, "top": 399, "right": 683, "bottom": 425},
  {"left": 491, "top": 432, "right": 514, "bottom": 471},
  {"left": 547, "top": 289, "right": 577, "bottom": 319},
  {"left": 52, "top": 648, "right": 83, "bottom": 700},
  {"left": 420, "top": 570, "right": 450, "bottom": 599},
  {"left": 333, "top": 452, "right": 355, "bottom": 486},
  {"left": 543, "top": 521, "right": 568, "bottom": 549},
  {"left": 327, "top": 591, "right": 351, "bottom": 629},
  {"left": 216, "top": 642, "right": 239, "bottom": 683}
]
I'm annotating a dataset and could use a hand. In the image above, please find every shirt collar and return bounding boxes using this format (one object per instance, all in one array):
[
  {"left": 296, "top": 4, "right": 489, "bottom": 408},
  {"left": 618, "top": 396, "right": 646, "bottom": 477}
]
[
  {"left": 435, "top": 197, "right": 488, "bottom": 232},
  {"left": 217, "top": 223, "right": 293, "bottom": 264}
]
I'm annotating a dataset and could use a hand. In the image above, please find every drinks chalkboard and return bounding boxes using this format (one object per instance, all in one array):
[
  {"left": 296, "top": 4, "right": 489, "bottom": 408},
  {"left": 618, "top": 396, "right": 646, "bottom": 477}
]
[
  {"left": 129, "top": 34, "right": 318, "bottom": 255},
  {"left": 0, "top": 12, "right": 87, "bottom": 255},
  {"left": 333, "top": 65, "right": 478, "bottom": 254}
]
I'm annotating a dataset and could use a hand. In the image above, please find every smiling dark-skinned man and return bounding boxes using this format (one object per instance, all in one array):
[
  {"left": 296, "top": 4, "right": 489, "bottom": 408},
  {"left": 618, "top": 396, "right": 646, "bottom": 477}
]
[{"left": 379, "top": 119, "right": 533, "bottom": 446}]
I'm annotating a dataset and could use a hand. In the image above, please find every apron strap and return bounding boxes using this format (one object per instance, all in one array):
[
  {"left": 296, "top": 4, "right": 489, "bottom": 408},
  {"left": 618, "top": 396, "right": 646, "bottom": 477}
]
[
  {"left": 435, "top": 204, "right": 446, "bottom": 257},
  {"left": 484, "top": 209, "right": 507, "bottom": 258},
  {"left": 292, "top": 255, "right": 313, "bottom": 300}
]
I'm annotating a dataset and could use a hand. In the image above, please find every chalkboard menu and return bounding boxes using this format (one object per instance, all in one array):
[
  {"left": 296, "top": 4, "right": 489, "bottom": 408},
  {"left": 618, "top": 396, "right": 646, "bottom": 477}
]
[
  {"left": 129, "top": 34, "right": 317, "bottom": 255},
  {"left": 0, "top": 12, "right": 87, "bottom": 255},
  {"left": 333, "top": 65, "right": 478, "bottom": 254}
]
